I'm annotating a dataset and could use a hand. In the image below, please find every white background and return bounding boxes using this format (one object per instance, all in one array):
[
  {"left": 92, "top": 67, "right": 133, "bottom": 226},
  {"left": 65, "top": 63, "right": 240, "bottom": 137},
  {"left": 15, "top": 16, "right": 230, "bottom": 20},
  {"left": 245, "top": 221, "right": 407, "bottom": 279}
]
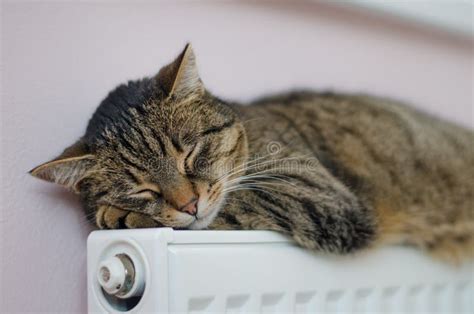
[{"left": 1, "top": 1, "right": 472, "bottom": 312}]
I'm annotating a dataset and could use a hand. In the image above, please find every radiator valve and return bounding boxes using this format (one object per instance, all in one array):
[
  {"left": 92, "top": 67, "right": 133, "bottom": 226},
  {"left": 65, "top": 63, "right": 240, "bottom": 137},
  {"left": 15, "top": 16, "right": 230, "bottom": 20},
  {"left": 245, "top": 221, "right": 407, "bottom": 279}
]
[{"left": 97, "top": 253, "right": 144, "bottom": 299}]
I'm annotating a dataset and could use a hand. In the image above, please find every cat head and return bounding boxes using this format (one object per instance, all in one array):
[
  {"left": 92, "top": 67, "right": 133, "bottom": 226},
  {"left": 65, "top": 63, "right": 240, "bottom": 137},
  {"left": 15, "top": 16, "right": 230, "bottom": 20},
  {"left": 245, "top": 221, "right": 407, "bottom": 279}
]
[{"left": 30, "top": 44, "right": 248, "bottom": 230}]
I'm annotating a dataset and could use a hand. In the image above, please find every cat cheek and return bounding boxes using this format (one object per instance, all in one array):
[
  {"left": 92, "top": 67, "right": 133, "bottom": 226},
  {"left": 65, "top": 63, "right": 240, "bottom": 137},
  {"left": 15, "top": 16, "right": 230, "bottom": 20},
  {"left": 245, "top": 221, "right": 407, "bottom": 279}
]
[
  {"left": 197, "top": 183, "right": 224, "bottom": 218},
  {"left": 193, "top": 182, "right": 214, "bottom": 210}
]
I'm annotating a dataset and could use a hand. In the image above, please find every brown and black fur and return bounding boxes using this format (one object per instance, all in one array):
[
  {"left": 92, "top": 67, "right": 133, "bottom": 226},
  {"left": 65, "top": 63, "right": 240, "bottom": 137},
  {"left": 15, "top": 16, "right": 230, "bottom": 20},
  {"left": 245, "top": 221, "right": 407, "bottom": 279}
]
[{"left": 30, "top": 44, "right": 474, "bottom": 262}]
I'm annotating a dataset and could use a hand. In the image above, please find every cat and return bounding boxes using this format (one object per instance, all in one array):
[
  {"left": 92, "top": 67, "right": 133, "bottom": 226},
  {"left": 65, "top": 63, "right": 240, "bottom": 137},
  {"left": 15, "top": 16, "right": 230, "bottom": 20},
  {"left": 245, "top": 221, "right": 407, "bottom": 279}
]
[{"left": 30, "top": 44, "right": 474, "bottom": 262}]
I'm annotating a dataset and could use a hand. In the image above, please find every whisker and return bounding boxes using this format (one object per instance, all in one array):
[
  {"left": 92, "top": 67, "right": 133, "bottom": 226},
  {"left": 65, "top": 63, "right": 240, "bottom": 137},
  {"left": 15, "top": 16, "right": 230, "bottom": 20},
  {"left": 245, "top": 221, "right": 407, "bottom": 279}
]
[
  {"left": 241, "top": 117, "right": 267, "bottom": 125},
  {"left": 216, "top": 152, "right": 275, "bottom": 181},
  {"left": 224, "top": 182, "right": 284, "bottom": 194},
  {"left": 217, "top": 147, "right": 295, "bottom": 178},
  {"left": 226, "top": 173, "right": 297, "bottom": 187},
  {"left": 216, "top": 153, "right": 314, "bottom": 184},
  {"left": 226, "top": 180, "right": 290, "bottom": 190}
]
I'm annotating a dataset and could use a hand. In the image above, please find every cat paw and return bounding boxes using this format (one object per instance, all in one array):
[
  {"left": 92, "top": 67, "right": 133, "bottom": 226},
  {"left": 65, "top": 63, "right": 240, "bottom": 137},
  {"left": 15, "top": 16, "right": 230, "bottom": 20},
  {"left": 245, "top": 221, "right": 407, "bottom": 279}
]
[
  {"left": 96, "top": 206, "right": 160, "bottom": 229},
  {"left": 97, "top": 205, "right": 129, "bottom": 229},
  {"left": 124, "top": 212, "right": 161, "bottom": 228}
]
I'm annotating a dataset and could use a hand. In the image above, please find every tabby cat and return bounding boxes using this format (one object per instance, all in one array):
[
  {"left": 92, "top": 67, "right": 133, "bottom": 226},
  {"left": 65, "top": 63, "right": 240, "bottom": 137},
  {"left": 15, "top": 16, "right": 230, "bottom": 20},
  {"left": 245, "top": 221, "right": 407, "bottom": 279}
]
[{"left": 30, "top": 44, "right": 473, "bottom": 262}]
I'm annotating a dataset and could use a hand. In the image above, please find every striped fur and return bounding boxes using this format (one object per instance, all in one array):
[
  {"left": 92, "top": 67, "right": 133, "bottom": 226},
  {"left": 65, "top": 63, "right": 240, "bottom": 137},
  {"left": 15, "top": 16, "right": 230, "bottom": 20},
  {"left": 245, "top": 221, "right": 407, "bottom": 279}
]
[{"left": 30, "top": 45, "right": 474, "bottom": 260}]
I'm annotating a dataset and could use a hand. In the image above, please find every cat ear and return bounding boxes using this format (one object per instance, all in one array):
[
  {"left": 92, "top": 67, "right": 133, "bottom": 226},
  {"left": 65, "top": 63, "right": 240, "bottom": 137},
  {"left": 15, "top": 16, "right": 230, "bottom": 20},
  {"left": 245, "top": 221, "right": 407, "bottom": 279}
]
[
  {"left": 29, "top": 139, "right": 95, "bottom": 193},
  {"left": 156, "top": 43, "right": 204, "bottom": 98}
]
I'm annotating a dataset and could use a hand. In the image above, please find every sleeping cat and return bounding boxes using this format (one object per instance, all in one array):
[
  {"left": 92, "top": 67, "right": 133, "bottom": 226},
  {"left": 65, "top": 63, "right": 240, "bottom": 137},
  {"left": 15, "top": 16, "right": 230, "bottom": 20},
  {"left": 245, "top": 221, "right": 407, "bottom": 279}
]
[{"left": 30, "top": 44, "right": 473, "bottom": 262}]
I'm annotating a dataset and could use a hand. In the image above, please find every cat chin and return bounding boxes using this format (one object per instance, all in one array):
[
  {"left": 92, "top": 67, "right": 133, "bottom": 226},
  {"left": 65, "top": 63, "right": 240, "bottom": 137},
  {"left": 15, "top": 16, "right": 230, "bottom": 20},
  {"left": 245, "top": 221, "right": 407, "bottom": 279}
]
[
  {"left": 187, "top": 193, "right": 225, "bottom": 229},
  {"left": 188, "top": 206, "right": 219, "bottom": 230},
  {"left": 187, "top": 207, "right": 220, "bottom": 230}
]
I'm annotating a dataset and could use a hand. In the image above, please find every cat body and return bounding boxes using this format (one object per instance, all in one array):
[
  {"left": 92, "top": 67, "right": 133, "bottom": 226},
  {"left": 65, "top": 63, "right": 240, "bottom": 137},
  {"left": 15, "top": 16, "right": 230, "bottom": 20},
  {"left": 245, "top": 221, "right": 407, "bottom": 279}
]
[
  {"left": 218, "top": 92, "right": 474, "bottom": 260},
  {"left": 30, "top": 45, "right": 474, "bottom": 262}
]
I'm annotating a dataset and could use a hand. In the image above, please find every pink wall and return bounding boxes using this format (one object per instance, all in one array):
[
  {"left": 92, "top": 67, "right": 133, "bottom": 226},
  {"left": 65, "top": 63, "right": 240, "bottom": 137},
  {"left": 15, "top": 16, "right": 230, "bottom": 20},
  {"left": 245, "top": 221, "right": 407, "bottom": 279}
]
[{"left": 1, "top": 1, "right": 472, "bottom": 312}]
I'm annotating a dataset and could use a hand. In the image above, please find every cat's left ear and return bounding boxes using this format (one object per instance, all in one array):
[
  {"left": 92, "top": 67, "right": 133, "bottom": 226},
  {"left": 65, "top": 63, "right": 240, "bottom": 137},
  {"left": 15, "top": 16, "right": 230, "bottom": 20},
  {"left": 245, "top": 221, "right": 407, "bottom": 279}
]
[
  {"left": 29, "top": 139, "right": 95, "bottom": 193},
  {"left": 156, "top": 43, "right": 204, "bottom": 98}
]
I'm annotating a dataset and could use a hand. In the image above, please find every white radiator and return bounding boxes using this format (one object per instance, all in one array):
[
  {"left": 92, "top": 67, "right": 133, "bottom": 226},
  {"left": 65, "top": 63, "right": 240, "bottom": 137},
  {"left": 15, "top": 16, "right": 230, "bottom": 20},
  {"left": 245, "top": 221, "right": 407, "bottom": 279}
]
[{"left": 87, "top": 228, "right": 473, "bottom": 313}]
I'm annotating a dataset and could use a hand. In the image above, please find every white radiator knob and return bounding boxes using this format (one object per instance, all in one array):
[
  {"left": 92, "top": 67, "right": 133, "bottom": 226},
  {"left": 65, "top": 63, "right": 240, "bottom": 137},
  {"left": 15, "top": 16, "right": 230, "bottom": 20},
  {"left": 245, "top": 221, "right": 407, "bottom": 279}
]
[
  {"left": 97, "top": 253, "right": 145, "bottom": 299},
  {"left": 98, "top": 256, "right": 126, "bottom": 295}
]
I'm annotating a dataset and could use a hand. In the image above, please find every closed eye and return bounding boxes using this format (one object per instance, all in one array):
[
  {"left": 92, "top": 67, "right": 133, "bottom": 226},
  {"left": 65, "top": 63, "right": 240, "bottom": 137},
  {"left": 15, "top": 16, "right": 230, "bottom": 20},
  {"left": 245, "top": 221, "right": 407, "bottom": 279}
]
[
  {"left": 201, "top": 120, "right": 235, "bottom": 136},
  {"left": 129, "top": 182, "right": 162, "bottom": 199},
  {"left": 131, "top": 189, "right": 160, "bottom": 199}
]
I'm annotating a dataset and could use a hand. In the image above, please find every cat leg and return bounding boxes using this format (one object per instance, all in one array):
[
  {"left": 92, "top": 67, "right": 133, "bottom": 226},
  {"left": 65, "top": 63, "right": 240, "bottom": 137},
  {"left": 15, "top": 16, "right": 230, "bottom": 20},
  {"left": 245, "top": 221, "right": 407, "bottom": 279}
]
[{"left": 210, "top": 167, "right": 378, "bottom": 254}]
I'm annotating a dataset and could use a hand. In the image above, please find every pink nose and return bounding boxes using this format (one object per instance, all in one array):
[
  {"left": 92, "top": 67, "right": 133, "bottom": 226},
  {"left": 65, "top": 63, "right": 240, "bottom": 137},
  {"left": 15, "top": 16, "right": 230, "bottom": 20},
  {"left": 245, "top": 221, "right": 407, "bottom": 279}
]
[{"left": 178, "top": 198, "right": 198, "bottom": 216}]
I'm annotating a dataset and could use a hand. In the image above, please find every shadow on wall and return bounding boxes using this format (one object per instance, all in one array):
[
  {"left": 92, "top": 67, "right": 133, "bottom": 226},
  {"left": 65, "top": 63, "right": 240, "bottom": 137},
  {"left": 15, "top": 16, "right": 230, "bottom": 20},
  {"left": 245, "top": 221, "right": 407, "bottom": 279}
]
[{"left": 242, "top": 0, "right": 472, "bottom": 46}]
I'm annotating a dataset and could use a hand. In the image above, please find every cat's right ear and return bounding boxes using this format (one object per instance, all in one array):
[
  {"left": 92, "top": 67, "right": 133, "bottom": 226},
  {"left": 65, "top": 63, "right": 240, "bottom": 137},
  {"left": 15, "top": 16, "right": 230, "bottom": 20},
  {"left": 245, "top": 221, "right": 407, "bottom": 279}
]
[
  {"left": 155, "top": 43, "right": 204, "bottom": 99},
  {"left": 29, "top": 140, "right": 95, "bottom": 193}
]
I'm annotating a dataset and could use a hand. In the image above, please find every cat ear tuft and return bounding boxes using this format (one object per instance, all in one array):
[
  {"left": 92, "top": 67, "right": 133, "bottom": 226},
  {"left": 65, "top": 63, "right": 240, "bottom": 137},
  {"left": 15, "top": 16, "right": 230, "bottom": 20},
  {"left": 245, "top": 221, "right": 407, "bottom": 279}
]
[
  {"left": 29, "top": 140, "right": 95, "bottom": 193},
  {"left": 156, "top": 43, "right": 204, "bottom": 98}
]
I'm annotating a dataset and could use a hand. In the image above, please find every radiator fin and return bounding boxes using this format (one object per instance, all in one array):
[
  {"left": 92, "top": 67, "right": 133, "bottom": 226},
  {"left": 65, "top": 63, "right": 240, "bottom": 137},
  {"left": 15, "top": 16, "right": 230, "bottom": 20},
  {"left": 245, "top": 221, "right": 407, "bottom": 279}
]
[
  {"left": 461, "top": 281, "right": 473, "bottom": 313},
  {"left": 353, "top": 288, "right": 373, "bottom": 312},
  {"left": 261, "top": 292, "right": 286, "bottom": 313},
  {"left": 380, "top": 286, "right": 400, "bottom": 313},
  {"left": 324, "top": 290, "right": 345, "bottom": 313},
  {"left": 187, "top": 296, "right": 214, "bottom": 313},
  {"left": 405, "top": 285, "right": 424, "bottom": 312},
  {"left": 294, "top": 291, "right": 316, "bottom": 313},
  {"left": 225, "top": 294, "right": 250, "bottom": 314}
]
